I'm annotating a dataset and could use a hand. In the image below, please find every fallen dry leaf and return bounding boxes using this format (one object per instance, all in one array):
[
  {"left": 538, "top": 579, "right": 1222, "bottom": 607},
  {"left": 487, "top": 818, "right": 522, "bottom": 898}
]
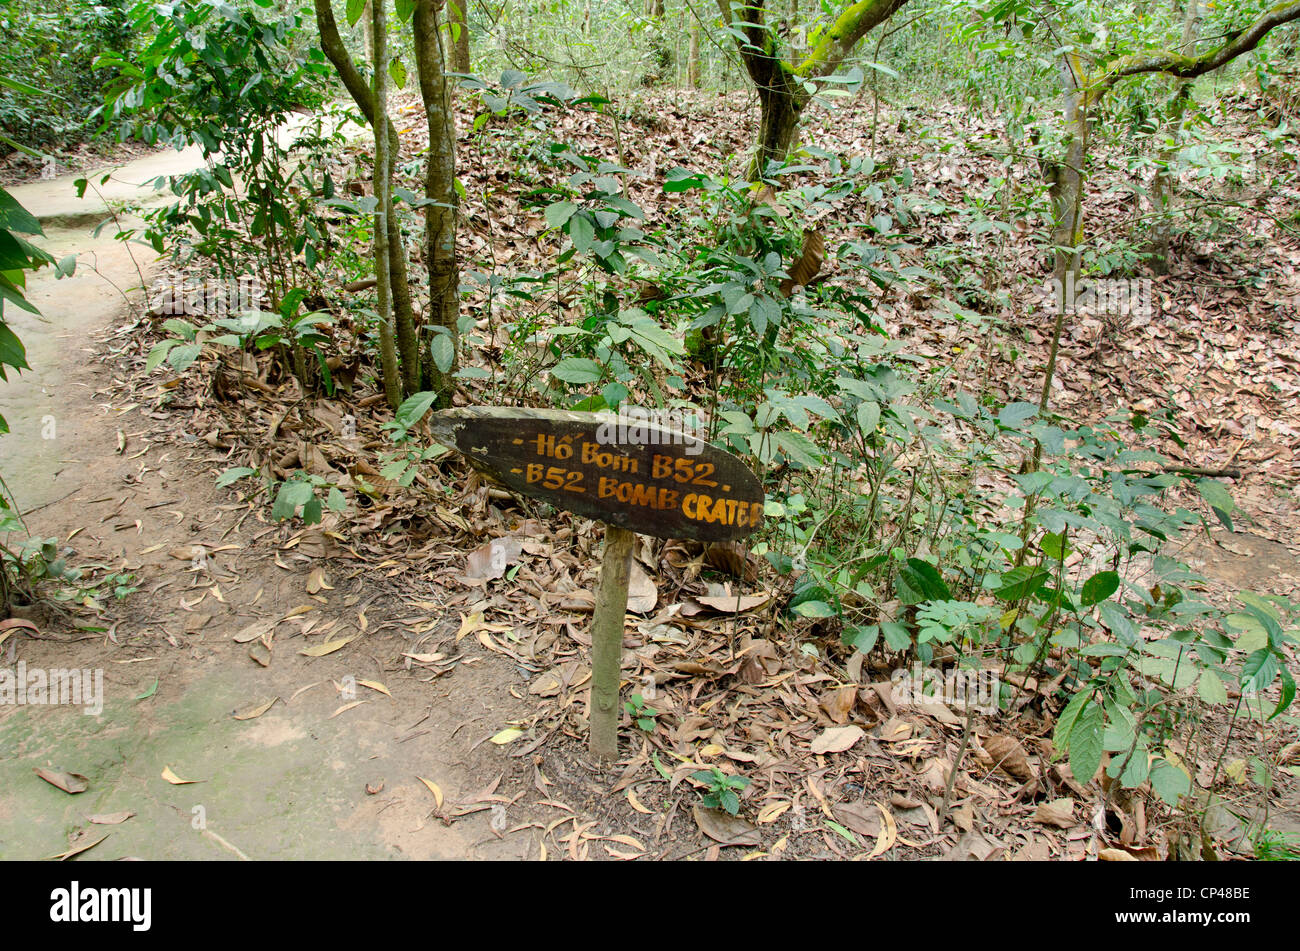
[
  {"left": 983, "top": 733, "right": 1035, "bottom": 781},
  {"left": 161, "top": 765, "right": 198, "bottom": 785},
  {"left": 1035, "top": 797, "right": 1077, "bottom": 829},
  {"left": 33, "top": 768, "right": 89, "bottom": 794},
  {"left": 233, "top": 697, "right": 279, "bottom": 721},
  {"left": 418, "top": 776, "right": 444, "bottom": 809},
  {"left": 693, "top": 806, "right": 761, "bottom": 847},
  {"left": 811, "top": 725, "right": 865, "bottom": 754},
  {"left": 85, "top": 811, "right": 135, "bottom": 825}
]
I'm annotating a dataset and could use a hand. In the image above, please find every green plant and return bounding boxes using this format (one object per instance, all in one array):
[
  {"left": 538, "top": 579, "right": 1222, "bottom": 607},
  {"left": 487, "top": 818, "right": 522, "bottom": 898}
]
[
  {"left": 624, "top": 692, "right": 659, "bottom": 732},
  {"left": 217, "top": 465, "right": 346, "bottom": 527},
  {"left": 97, "top": 0, "right": 338, "bottom": 308},
  {"left": 1254, "top": 827, "right": 1300, "bottom": 861},
  {"left": 144, "top": 296, "right": 339, "bottom": 393},
  {"left": 690, "top": 765, "right": 750, "bottom": 816}
]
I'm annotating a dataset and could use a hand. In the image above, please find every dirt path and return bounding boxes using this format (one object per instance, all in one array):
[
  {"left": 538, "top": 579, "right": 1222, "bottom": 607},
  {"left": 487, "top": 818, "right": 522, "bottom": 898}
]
[{"left": 0, "top": 155, "right": 540, "bottom": 860}]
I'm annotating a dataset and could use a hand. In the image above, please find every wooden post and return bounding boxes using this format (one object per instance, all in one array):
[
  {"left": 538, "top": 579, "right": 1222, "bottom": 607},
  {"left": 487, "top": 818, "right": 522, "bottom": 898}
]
[{"left": 589, "top": 523, "right": 634, "bottom": 762}]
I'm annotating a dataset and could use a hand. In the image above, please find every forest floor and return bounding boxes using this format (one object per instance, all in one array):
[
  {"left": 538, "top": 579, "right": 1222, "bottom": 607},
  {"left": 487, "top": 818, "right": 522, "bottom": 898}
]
[{"left": 1, "top": 87, "right": 1298, "bottom": 861}]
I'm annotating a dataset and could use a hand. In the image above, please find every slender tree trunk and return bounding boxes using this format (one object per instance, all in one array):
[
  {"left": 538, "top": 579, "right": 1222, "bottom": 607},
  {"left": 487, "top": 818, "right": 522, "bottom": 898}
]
[
  {"left": 370, "top": 0, "right": 402, "bottom": 410},
  {"left": 362, "top": 0, "right": 375, "bottom": 66},
  {"left": 314, "top": 0, "right": 421, "bottom": 397},
  {"left": 688, "top": 20, "right": 701, "bottom": 88},
  {"left": 448, "top": 0, "right": 471, "bottom": 72},
  {"left": 1039, "top": 52, "right": 1089, "bottom": 417},
  {"left": 413, "top": 0, "right": 461, "bottom": 405},
  {"left": 1150, "top": 0, "right": 1202, "bottom": 273}
]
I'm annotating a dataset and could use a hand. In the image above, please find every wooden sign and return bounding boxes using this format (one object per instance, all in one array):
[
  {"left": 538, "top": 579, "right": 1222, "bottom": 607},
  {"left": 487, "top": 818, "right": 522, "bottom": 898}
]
[
  {"left": 427, "top": 407, "right": 764, "bottom": 543},
  {"left": 430, "top": 406, "right": 765, "bottom": 763}
]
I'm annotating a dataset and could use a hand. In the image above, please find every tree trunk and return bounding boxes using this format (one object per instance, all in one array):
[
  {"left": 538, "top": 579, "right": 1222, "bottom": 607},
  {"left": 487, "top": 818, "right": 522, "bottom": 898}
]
[
  {"left": 688, "top": 20, "right": 701, "bottom": 88},
  {"left": 1150, "top": 0, "right": 1202, "bottom": 274},
  {"left": 448, "top": 0, "right": 471, "bottom": 73},
  {"left": 752, "top": 74, "right": 805, "bottom": 178},
  {"left": 1039, "top": 52, "right": 1089, "bottom": 417},
  {"left": 370, "top": 0, "right": 402, "bottom": 410},
  {"left": 314, "top": 0, "right": 421, "bottom": 397},
  {"left": 413, "top": 0, "right": 461, "bottom": 406},
  {"left": 362, "top": 0, "right": 374, "bottom": 66}
]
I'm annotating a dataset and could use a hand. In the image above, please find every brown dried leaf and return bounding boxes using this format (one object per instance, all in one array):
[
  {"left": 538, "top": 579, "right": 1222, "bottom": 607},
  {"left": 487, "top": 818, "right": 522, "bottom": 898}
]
[
  {"left": 627, "top": 561, "right": 658, "bottom": 614},
  {"left": 33, "top": 768, "right": 89, "bottom": 794},
  {"left": 1035, "top": 797, "right": 1077, "bottom": 829},
  {"left": 811, "top": 725, "right": 865, "bottom": 754},
  {"left": 465, "top": 536, "right": 523, "bottom": 581},
  {"left": 779, "top": 229, "right": 825, "bottom": 297},
  {"left": 983, "top": 733, "right": 1035, "bottom": 781},
  {"left": 692, "top": 806, "right": 760, "bottom": 847},
  {"left": 85, "top": 811, "right": 135, "bottom": 825}
]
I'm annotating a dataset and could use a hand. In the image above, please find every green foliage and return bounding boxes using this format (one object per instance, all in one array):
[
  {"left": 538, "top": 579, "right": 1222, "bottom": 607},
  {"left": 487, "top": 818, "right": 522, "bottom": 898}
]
[
  {"left": 218, "top": 465, "right": 346, "bottom": 527},
  {"left": 624, "top": 692, "right": 660, "bottom": 732},
  {"left": 98, "top": 0, "right": 340, "bottom": 310},
  {"left": 0, "top": 0, "right": 130, "bottom": 152},
  {"left": 144, "top": 297, "right": 340, "bottom": 394},
  {"left": 691, "top": 765, "right": 750, "bottom": 816},
  {"left": 0, "top": 188, "right": 51, "bottom": 431}
]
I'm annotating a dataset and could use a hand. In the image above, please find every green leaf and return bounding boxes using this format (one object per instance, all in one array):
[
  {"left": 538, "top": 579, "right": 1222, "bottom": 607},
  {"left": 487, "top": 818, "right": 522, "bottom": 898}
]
[
  {"left": 1270, "top": 665, "right": 1295, "bottom": 720},
  {"left": 346, "top": 0, "right": 367, "bottom": 27},
  {"left": 1240, "top": 649, "right": 1278, "bottom": 696},
  {"left": 855, "top": 399, "right": 880, "bottom": 435},
  {"left": 1197, "top": 670, "right": 1229, "bottom": 706},
  {"left": 843, "top": 624, "right": 879, "bottom": 653},
  {"left": 1099, "top": 601, "right": 1138, "bottom": 647},
  {"left": 550, "top": 357, "right": 603, "bottom": 385},
  {"left": 0, "top": 188, "right": 43, "bottom": 236},
  {"left": 1195, "top": 477, "right": 1235, "bottom": 515},
  {"left": 1052, "top": 689, "right": 1091, "bottom": 754},
  {"left": 825, "top": 820, "right": 859, "bottom": 846},
  {"left": 167, "top": 343, "right": 203, "bottom": 371},
  {"left": 1068, "top": 700, "right": 1104, "bottom": 785},
  {"left": 993, "top": 567, "right": 1048, "bottom": 602},
  {"left": 429, "top": 331, "right": 455, "bottom": 373},
  {"left": 1081, "top": 570, "right": 1119, "bottom": 607},
  {"left": 771, "top": 430, "right": 822, "bottom": 469},
  {"left": 792, "top": 600, "right": 836, "bottom": 618},
  {"left": 901, "top": 558, "right": 951, "bottom": 601},
  {"left": 395, "top": 391, "right": 438, "bottom": 429},
  {"left": 569, "top": 212, "right": 595, "bottom": 253},
  {"left": 997, "top": 401, "right": 1038, "bottom": 428},
  {"left": 272, "top": 480, "right": 314, "bottom": 521},
  {"left": 1149, "top": 757, "right": 1191, "bottom": 806},
  {"left": 388, "top": 58, "right": 407, "bottom": 90},
  {"left": 544, "top": 200, "right": 578, "bottom": 229},
  {"left": 880, "top": 621, "right": 911, "bottom": 650},
  {"left": 144, "top": 340, "right": 178, "bottom": 373},
  {"left": 216, "top": 467, "right": 257, "bottom": 488},
  {"left": 134, "top": 678, "right": 159, "bottom": 701},
  {"left": 0, "top": 321, "right": 29, "bottom": 371}
]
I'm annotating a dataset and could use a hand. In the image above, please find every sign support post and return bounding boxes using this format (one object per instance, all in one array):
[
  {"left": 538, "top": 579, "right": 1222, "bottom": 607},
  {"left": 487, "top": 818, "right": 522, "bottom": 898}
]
[{"left": 589, "top": 523, "right": 634, "bottom": 762}]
